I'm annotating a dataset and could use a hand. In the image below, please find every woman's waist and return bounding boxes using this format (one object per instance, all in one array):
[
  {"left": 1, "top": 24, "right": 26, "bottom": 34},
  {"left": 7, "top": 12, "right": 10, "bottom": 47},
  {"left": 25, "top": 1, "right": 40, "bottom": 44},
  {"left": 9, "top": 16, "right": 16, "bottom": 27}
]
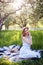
[
  {"left": 23, "top": 43, "right": 30, "bottom": 46},
  {"left": 22, "top": 44, "right": 31, "bottom": 48}
]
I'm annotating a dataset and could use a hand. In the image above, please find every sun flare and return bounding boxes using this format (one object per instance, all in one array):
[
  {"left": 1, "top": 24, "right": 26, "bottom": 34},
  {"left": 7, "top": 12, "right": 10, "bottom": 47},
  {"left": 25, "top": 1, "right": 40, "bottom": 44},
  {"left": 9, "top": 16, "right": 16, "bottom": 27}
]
[{"left": 11, "top": 0, "right": 24, "bottom": 10}]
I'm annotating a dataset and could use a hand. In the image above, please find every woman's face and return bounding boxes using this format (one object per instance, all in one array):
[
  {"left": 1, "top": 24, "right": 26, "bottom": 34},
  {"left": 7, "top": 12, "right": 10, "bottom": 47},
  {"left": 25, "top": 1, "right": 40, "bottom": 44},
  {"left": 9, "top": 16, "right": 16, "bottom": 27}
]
[{"left": 25, "top": 28, "right": 29, "bottom": 35}]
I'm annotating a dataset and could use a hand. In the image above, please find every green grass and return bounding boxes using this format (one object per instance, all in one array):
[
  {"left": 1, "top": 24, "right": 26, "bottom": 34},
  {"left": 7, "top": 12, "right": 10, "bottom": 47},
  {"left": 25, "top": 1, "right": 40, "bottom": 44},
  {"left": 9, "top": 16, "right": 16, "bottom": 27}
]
[
  {"left": 0, "top": 30, "right": 43, "bottom": 49},
  {"left": 0, "top": 30, "right": 22, "bottom": 47},
  {"left": 30, "top": 30, "right": 43, "bottom": 50},
  {"left": 0, "top": 58, "right": 43, "bottom": 65}
]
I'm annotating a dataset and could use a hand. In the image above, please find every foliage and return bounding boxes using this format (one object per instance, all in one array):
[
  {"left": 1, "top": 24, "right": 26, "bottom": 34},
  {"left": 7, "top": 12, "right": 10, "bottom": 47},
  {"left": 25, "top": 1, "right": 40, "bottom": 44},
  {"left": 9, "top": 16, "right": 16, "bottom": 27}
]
[
  {"left": 0, "top": 0, "right": 43, "bottom": 30},
  {"left": 29, "top": 0, "right": 43, "bottom": 27}
]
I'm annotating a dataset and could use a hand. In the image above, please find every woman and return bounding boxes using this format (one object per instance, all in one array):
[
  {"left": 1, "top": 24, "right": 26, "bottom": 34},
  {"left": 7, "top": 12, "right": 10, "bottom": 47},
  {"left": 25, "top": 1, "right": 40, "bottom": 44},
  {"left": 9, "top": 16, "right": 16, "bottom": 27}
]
[{"left": 19, "top": 27, "right": 41, "bottom": 58}]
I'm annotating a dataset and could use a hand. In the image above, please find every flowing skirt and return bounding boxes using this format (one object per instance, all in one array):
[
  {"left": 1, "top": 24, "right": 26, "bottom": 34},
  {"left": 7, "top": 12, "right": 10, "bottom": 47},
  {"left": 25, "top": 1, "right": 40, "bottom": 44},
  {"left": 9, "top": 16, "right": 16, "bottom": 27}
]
[{"left": 19, "top": 46, "right": 41, "bottom": 58}]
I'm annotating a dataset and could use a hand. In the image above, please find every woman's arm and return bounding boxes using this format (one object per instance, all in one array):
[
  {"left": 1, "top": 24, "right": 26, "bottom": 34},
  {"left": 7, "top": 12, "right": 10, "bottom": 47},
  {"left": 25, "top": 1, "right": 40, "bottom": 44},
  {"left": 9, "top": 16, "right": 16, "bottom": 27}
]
[
  {"left": 29, "top": 36, "right": 32, "bottom": 45},
  {"left": 22, "top": 36, "right": 32, "bottom": 45}
]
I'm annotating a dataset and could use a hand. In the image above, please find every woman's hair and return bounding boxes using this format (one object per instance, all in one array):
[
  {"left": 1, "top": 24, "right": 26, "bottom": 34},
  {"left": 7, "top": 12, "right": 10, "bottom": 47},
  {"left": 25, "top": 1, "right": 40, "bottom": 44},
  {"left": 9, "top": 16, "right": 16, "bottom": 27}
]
[{"left": 22, "top": 27, "right": 29, "bottom": 37}]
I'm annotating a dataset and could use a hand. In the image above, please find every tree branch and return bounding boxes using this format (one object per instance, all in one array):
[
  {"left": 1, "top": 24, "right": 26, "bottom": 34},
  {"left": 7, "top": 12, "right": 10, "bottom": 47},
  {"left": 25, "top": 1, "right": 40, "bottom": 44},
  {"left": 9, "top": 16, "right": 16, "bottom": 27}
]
[
  {"left": 0, "top": 0, "right": 14, "bottom": 3},
  {"left": 0, "top": 3, "right": 25, "bottom": 30}
]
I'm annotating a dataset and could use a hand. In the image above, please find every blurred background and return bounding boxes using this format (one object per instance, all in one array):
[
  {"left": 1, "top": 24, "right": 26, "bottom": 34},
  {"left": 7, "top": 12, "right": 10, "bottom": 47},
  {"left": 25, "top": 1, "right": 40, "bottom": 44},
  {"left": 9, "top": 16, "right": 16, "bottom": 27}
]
[{"left": 0, "top": 0, "right": 43, "bottom": 30}]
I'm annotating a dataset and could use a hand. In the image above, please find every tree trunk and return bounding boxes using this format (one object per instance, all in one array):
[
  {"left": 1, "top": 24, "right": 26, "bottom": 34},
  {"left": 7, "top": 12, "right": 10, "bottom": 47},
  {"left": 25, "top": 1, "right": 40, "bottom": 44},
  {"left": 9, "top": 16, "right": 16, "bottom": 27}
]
[{"left": 0, "top": 24, "right": 2, "bottom": 30}]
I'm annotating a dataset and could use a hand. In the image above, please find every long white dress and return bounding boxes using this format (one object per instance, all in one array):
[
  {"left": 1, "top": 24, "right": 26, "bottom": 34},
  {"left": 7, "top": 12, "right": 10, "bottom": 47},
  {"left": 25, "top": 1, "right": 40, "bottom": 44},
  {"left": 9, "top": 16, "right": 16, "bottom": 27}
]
[{"left": 19, "top": 37, "right": 41, "bottom": 58}]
